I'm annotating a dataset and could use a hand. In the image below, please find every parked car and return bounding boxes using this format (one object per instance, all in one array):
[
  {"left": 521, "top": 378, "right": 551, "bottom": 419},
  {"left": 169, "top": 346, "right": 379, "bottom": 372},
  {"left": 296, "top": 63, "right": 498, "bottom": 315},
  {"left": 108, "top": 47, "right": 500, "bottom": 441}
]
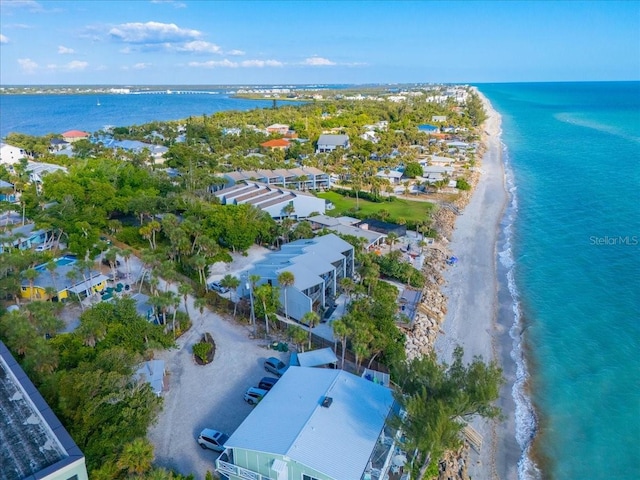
[
  {"left": 258, "top": 377, "right": 279, "bottom": 391},
  {"left": 102, "top": 258, "right": 121, "bottom": 267},
  {"left": 35, "top": 244, "right": 53, "bottom": 252},
  {"left": 197, "top": 428, "right": 229, "bottom": 452},
  {"left": 208, "top": 282, "right": 229, "bottom": 294},
  {"left": 244, "top": 387, "right": 268, "bottom": 405},
  {"left": 264, "top": 357, "right": 288, "bottom": 377}
]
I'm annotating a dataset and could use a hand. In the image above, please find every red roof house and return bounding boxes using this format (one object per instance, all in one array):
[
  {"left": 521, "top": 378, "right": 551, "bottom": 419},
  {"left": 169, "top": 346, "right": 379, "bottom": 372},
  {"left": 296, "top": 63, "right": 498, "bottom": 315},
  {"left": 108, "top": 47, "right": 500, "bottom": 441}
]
[
  {"left": 61, "top": 130, "right": 90, "bottom": 143},
  {"left": 260, "top": 139, "right": 290, "bottom": 151}
]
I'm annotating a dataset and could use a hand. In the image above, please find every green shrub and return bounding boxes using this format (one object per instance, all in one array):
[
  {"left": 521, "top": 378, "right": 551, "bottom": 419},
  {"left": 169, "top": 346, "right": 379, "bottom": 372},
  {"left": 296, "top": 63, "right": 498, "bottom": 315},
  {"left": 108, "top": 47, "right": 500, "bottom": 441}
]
[
  {"left": 192, "top": 342, "right": 212, "bottom": 363},
  {"left": 456, "top": 178, "right": 471, "bottom": 191},
  {"left": 115, "top": 226, "right": 147, "bottom": 248}
]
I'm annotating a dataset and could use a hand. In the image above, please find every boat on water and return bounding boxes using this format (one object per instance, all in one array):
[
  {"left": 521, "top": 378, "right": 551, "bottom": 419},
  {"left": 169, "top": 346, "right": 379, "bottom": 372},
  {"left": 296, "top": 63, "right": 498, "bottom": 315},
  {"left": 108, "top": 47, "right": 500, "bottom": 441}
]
[{"left": 97, "top": 99, "right": 101, "bottom": 106}]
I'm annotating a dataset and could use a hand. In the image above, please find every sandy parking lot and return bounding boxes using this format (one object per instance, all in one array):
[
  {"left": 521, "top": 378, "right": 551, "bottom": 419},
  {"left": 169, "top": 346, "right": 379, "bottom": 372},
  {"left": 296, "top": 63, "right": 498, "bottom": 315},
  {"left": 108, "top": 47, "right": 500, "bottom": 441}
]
[
  {"left": 148, "top": 307, "right": 290, "bottom": 478},
  {"left": 148, "top": 246, "right": 289, "bottom": 479}
]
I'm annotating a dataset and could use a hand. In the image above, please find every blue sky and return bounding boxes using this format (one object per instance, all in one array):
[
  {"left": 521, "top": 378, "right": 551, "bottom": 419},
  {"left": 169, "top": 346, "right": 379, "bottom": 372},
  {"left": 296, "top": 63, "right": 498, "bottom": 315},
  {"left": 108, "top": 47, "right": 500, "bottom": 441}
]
[{"left": 1, "top": 0, "right": 638, "bottom": 85}]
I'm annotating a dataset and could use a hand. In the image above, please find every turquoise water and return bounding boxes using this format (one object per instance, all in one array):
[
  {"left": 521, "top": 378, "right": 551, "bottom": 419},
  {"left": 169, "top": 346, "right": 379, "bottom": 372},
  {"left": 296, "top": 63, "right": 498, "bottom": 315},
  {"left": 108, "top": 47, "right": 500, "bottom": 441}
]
[{"left": 480, "top": 82, "right": 640, "bottom": 479}]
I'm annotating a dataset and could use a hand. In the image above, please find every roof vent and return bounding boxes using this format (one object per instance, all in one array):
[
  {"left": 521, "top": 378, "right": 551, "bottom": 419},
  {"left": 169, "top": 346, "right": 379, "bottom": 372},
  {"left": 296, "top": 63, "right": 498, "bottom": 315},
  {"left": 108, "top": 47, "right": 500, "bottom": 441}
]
[{"left": 321, "top": 396, "right": 333, "bottom": 408}]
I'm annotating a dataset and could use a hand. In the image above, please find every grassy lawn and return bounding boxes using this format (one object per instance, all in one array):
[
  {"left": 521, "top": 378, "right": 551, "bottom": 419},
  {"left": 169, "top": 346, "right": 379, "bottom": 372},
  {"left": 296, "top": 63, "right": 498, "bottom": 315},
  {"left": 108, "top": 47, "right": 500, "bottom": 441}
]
[{"left": 317, "top": 191, "right": 435, "bottom": 225}]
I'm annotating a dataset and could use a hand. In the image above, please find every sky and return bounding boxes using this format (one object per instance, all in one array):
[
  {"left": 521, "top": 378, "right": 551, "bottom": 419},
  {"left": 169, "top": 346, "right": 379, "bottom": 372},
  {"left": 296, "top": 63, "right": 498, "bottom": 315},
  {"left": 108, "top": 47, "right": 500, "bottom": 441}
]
[{"left": 0, "top": 0, "right": 639, "bottom": 85}]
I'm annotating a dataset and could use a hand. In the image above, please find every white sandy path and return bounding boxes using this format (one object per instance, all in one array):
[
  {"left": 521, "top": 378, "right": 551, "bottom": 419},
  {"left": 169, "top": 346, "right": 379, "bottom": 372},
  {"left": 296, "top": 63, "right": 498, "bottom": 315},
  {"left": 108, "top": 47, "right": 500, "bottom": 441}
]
[{"left": 434, "top": 93, "right": 518, "bottom": 480}]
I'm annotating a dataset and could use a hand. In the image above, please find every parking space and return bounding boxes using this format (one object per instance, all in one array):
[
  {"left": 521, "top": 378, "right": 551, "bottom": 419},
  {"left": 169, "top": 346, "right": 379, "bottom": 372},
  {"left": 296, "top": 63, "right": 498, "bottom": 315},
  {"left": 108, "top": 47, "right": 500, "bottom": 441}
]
[{"left": 147, "top": 304, "right": 290, "bottom": 479}]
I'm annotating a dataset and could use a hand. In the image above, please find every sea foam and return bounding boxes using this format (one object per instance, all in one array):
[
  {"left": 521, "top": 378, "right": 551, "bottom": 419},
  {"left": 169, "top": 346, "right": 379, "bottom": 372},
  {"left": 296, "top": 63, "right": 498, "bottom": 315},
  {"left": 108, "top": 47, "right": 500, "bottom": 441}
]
[{"left": 499, "top": 143, "right": 541, "bottom": 480}]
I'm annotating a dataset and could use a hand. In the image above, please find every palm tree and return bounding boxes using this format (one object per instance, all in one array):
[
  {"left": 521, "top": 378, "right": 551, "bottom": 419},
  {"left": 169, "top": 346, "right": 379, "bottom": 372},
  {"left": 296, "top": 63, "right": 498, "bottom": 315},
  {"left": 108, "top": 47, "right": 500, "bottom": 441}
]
[
  {"left": 77, "top": 315, "right": 107, "bottom": 347},
  {"left": 277, "top": 271, "right": 295, "bottom": 320},
  {"left": 332, "top": 317, "right": 351, "bottom": 369},
  {"left": 302, "top": 311, "right": 320, "bottom": 350},
  {"left": 116, "top": 438, "right": 154, "bottom": 476},
  {"left": 121, "top": 248, "right": 132, "bottom": 278},
  {"left": 45, "top": 260, "right": 59, "bottom": 299},
  {"left": 194, "top": 297, "right": 208, "bottom": 323},
  {"left": 105, "top": 248, "right": 118, "bottom": 282},
  {"left": 65, "top": 269, "right": 84, "bottom": 309},
  {"left": 168, "top": 291, "right": 180, "bottom": 338},
  {"left": 386, "top": 232, "right": 399, "bottom": 252},
  {"left": 178, "top": 283, "right": 192, "bottom": 319},
  {"left": 22, "top": 268, "right": 39, "bottom": 301},
  {"left": 288, "top": 325, "right": 308, "bottom": 353},
  {"left": 248, "top": 274, "right": 260, "bottom": 330},
  {"left": 220, "top": 274, "right": 241, "bottom": 317}
]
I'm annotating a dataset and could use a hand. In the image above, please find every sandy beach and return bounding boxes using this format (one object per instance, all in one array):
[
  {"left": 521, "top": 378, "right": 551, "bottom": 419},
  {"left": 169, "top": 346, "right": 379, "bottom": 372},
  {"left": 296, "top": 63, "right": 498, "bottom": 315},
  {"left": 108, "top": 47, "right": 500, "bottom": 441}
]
[{"left": 434, "top": 92, "right": 520, "bottom": 479}]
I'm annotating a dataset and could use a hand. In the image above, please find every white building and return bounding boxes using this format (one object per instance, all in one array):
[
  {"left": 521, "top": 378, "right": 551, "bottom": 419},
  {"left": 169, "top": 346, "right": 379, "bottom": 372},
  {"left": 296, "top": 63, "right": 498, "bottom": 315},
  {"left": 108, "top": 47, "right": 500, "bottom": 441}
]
[
  {"left": 0, "top": 143, "right": 26, "bottom": 165},
  {"left": 215, "top": 181, "right": 325, "bottom": 220}
]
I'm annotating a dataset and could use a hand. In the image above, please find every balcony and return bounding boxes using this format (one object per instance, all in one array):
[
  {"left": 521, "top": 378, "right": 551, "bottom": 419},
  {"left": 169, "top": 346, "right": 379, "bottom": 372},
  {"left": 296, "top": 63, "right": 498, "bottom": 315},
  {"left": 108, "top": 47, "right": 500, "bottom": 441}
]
[{"left": 215, "top": 450, "right": 273, "bottom": 480}]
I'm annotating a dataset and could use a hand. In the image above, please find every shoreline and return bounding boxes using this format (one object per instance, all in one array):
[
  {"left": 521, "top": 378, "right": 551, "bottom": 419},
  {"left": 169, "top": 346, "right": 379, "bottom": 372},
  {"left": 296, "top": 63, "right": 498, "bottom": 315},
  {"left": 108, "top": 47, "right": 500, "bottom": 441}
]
[{"left": 431, "top": 91, "right": 518, "bottom": 479}]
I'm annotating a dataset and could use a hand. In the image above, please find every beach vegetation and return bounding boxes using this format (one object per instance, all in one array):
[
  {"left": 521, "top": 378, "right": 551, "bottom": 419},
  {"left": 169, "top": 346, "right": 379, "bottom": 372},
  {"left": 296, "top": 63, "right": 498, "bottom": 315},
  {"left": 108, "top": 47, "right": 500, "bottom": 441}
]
[
  {"left": 0, "top": 297, "right": 178, "bottom": 474},
  {"left": 456, "top": 178, "right": 472, "bottom": 191},
  {"left": 392, "top": 346, "right": 503, "bottom": 479}
]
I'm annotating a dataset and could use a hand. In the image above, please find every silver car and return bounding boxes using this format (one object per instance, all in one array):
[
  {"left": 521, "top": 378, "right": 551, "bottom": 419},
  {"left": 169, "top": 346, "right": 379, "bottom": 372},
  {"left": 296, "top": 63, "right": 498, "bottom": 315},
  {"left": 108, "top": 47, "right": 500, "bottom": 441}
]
[{"left": 197, "top": 428, "right": 229, "bottom": 451}]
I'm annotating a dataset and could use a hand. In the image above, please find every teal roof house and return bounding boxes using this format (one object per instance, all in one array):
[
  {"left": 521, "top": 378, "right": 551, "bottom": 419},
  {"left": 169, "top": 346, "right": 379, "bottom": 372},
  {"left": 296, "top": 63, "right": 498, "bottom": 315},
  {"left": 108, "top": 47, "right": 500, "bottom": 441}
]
[{"left": 216, "top": 366, "right": 400, "bottom": 480}]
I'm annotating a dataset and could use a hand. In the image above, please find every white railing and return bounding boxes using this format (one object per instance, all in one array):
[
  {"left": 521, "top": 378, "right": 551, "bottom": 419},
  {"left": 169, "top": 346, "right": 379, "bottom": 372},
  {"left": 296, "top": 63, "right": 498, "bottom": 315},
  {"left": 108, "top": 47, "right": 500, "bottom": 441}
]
[{"left": 215, "top": 458, "right": 272, "bottom": 480}]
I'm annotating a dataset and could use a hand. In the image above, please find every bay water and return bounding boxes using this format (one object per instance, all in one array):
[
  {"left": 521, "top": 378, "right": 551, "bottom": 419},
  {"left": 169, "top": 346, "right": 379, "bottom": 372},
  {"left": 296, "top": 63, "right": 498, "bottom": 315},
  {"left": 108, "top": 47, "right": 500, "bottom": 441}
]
[{"left": 480, "top": 82, "right": 640, "bottom": 479}]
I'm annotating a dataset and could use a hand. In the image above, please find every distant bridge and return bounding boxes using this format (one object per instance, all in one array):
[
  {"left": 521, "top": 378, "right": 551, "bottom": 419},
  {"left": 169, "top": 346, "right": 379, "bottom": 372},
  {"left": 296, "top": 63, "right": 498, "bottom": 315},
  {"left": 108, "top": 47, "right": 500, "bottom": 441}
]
[{"left": 129, "top": 90, "right": 222, "bottom": 95}]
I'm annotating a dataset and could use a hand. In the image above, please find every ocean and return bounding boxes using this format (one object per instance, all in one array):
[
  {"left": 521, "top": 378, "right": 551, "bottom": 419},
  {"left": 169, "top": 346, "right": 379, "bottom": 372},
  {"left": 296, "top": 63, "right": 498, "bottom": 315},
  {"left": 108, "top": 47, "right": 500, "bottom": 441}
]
[
  {"left": 0, "top": 92, "right": 302, "bottom": 138},
  {"left": 480, "top": 82, "right": 640, "bottom": 479},
  {"left": 1, "top": 84, "right": 638, "bottom": 479}
]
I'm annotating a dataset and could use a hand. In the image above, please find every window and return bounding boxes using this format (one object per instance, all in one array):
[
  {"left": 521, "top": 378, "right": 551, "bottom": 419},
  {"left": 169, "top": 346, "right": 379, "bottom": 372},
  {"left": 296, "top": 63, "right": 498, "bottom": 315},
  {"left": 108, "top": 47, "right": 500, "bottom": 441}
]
[{"left": 302, "top": 475, "right": 319, "bottom": 480}]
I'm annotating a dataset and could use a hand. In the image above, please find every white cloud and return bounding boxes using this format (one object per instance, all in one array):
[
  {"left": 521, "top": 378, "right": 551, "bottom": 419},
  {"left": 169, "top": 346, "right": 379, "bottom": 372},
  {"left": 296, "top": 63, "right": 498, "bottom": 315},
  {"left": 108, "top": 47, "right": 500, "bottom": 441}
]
[
  {"left": 150, "top": 0, "right": 186, "bottom": 7},
  {"left": 133, "top": 62, "right": 151, "bottom": 70},
  {"left": 176, "top": 40, "right": 221, "bottom": 54},
  {"left": 109, "top": 21, "right": 201, "bottom": 44},
  {"left": 0, "top": 34, "right": 8, "bottom": 44},
  {"left": 227, "top": 49, "right": 245, "bottom": 56},
  {"left": 0, "top": 0, "right": 43, "bottom": 12},
  {"left": 18, "top": 57, "right": 38, "bottom": 73},
  {"left": 303, "top": 56, "right": 336, "bottom": 66},
  {"left": 57, "top": 45, "right": 75, "bottom": 54},
  {"left": 240, "top": 59, "right": 283, "bottom": 68},
  {"left": 189, "top": 58, "right": 283, "bottom": 68},
  {"left": 189, "top": 59, "right": 238, "bottom": 68},
  {"left": 66, "top": 60, "right": 88, "bottom": 70}
]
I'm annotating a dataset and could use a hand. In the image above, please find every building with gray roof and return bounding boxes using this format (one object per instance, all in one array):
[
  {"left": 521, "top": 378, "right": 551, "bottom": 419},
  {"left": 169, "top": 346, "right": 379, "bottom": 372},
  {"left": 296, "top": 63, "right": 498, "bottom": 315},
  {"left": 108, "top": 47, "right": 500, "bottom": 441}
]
[
  {"left": 222, "top": 167, "right": 329, "bottom": 190},
  {"left": 316, "top": 134, "right": 350, "bottom": 153},
  {"left": 216, "top": 366, "right": 397, "bottom": 480},
  {"left": 0, "top": 341, "right": 88, "bottom": 480},
  {"left": 240, "top": 234, "right": 354, "bottom": 321},
  {"left": 214, "top": 181, "right": 326, "bottom": 220}
]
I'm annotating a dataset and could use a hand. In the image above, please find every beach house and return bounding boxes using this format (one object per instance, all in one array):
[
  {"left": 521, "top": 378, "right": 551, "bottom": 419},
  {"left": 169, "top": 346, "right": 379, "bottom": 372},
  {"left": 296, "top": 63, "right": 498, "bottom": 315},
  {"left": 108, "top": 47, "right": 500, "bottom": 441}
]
[
  {"left": 20, "top": 258, "right": 108, "bottom": 301},
  {"left": 215, "top": 366, "right": 401, "bottom": 480},
  {"left": 316, "top": 134, "right": 350, "bottom": 153},
  {"left": 240, "top": 234, "right": 354, "bottom": 321},
  {"left": 61, "top": 130, "right": 90, "bottom": 143},
  {"left": 260, "top": 138, "right": 291, "bottom": 151}
]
